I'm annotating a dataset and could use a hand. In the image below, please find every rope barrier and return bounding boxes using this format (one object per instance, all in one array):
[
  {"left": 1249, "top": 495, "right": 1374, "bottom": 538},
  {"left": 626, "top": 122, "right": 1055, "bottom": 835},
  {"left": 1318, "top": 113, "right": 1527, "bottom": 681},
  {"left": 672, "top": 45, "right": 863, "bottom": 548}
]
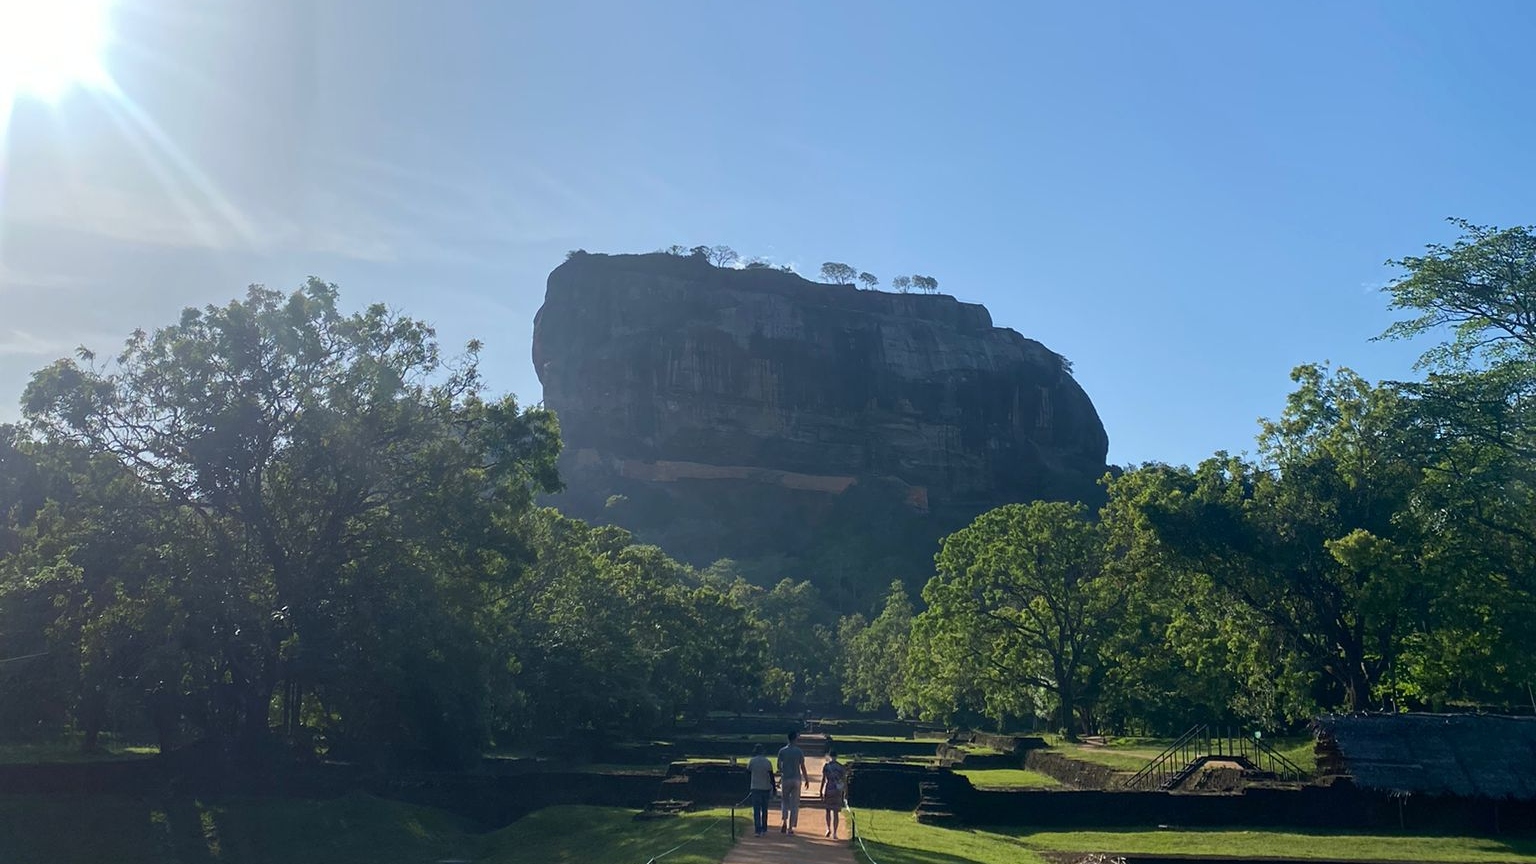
[
  {"left": 845, "top": 802, "right": 884, "bottom": 864},
  {"left": 642, "top": 793, "right": 753, "bottom": 864}
]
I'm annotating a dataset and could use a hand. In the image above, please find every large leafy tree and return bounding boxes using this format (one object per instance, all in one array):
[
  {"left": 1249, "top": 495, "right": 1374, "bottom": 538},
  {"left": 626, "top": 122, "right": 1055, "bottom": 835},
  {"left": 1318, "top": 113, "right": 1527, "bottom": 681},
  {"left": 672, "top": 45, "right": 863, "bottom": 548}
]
[
  {"left": 910, "top": 501, "right": 1126, "bottom": 739},
  {"left": 1145, "top": 366, "right": 1426, "bottom": 713},
  {"left": 16, "top": 281, "right": 561, "bottom": 762},
  {"left": 1095, "top": 464, "right": 1279, "bottom": 733},
  {"left": 1375, "top": 219, "right": 1536, "bottom": 707}
]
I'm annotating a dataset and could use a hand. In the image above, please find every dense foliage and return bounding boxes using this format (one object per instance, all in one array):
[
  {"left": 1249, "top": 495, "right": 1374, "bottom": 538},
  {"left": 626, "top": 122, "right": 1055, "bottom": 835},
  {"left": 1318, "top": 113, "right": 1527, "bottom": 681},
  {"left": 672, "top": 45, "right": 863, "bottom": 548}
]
[
  {"left": 0, "top": 283, "right": 835, "bottom": 764},
  {"left": 861, "top": 219, "right": 1536, "bottom": 735},
  {"left": 4, "top": 219, "right": 1536, "bottom": 761}
]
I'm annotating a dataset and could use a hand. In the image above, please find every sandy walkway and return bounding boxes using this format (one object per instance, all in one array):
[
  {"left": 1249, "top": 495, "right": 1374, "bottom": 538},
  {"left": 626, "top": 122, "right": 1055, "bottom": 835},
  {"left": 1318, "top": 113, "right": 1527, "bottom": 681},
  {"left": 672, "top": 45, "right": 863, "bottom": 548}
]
[{"left": 720, "top": 755, "right": 857, "bottom": 864}]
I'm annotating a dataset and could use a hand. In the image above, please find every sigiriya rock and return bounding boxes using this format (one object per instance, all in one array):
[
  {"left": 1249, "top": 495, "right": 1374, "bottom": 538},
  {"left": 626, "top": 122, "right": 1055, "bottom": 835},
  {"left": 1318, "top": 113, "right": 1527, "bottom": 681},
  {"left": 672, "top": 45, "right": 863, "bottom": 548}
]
[{"left": 533, "top": 251, "right": 1109, "bottom": 608}]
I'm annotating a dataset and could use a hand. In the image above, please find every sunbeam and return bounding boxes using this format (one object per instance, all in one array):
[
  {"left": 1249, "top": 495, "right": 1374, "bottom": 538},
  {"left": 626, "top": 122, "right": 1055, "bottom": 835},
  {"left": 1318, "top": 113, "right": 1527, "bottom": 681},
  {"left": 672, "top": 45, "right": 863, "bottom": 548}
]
[{"left": 91, "top": 77, "right": 260, "bottom": 249}]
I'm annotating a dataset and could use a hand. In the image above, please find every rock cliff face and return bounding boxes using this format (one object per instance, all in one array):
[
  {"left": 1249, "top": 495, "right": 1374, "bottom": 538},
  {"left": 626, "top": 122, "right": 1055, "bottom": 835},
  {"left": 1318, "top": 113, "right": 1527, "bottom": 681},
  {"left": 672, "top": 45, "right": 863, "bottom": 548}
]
[{"left": 533, "top": 252, "right": 1109, "bottom": 603}]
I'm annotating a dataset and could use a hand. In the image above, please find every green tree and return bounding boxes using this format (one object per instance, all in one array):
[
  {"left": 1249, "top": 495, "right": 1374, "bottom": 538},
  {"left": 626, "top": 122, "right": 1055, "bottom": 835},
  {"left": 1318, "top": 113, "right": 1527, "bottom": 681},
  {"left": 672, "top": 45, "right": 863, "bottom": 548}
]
[
  {"left": 1373, "top": 219, "right": 1536, "bottom": 708},
  {"left": 19, "top": 281, "right": 561, "bottom": 763},
  {"left": 1097, "top": 465, "right": 1234, "bottom": 732},
  {"left": 1144, "top": 366, "right": 1425, "bottom": 713},
  {"left": 737, "top": 578, "right": 838, "bottom": 708},
  {"left": 503, "top": 514, "right": 765, "bottom": 738},
  {"left": 890, "top": 276, "right": 913, "bottom": 293},
  {"left": 912, "top": 501, "right": 1125, "bottom": 738},
  {"left": 857, "top": 272, "right": 879, "bottom": 291},
  {"left": 820, "top": 262, "right": 858, "bottom": 286},
  {"left": 837, "top": 581, "right": 912, "bottom": 712}
]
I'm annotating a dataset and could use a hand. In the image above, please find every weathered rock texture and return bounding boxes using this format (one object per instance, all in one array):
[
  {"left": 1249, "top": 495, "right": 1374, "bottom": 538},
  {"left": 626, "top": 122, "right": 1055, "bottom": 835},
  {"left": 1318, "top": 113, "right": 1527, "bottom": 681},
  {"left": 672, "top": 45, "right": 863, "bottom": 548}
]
[{"left": 534, "top": 253, "right": 1109, "bottom": 604}]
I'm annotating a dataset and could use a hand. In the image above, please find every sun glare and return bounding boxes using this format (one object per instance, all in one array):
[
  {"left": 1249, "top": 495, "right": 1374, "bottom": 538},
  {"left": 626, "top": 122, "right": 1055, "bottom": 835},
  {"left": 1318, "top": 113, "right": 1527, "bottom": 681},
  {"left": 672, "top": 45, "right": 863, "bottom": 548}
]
[{"left": 0, "top": 0, "right": 112, "bottom": 103}]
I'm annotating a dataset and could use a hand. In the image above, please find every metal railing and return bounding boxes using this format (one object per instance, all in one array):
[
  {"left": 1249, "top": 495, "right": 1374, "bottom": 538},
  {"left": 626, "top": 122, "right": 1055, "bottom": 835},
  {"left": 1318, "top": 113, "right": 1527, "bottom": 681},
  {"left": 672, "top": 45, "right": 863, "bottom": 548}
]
[
  {"left": 1123, "top": 724, "right": 1208, "bottom": 790},
  {"left": 1123, "top": 725, "right": 1310, "bottom": 790}
]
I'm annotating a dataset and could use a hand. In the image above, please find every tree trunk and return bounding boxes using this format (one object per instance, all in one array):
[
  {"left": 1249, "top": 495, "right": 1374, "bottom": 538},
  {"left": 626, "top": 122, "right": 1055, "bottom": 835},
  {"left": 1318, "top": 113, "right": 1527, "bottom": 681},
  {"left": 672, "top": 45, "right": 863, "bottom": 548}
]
[
  {"left": 1057, "top": 675, "right": 1078, "bottom": 742},
  {"left": 79, "top": 689, "right": 105, "bottom": 753},
  {"left": 146, "top": 690, "right": 178, "bottom": 754}
]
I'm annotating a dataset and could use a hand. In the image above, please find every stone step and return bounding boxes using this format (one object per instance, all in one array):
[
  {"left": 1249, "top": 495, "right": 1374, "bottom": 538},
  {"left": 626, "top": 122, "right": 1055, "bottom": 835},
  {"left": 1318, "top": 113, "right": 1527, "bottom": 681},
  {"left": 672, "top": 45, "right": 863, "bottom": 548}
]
[
  {"left": 798, "top": 734, "right": 830, "bottom": 757},
  {"left": 915, "top": 808, "right": 960, "bottom": 826},
  {"left": 635, "top": 799, "right": 694, "bottom": 820}
]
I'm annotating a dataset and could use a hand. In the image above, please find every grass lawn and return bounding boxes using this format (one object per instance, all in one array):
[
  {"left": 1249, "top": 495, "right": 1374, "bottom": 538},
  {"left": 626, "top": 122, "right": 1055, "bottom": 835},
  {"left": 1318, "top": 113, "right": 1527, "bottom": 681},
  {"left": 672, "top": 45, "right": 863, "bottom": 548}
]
[
  {"left": 676, "top": 733, "right": 788, "bottom": 744},
  {"left": 568, "top": 763, "right": 670, "bottom": 775},
  {"left": 0, "top": 739, "right": 157, "bottom": 764},
  {"left": 955, "top": 768, "right": 1060, "bottom": 789},
  {"left": 478, "top": 805, "right": 741, "bottom": 864},
  {"left": 1044, "top": 744, "right": 1151, "bottom": 772},
  {"left": 831, "top": 734, "right": 949, "bottom": 743},
  {"left": 850, "top": 808, "right": 1536, "bottom": 864},
  {"left": 0, "top": 795, "right": 745, "bottom": 864}
]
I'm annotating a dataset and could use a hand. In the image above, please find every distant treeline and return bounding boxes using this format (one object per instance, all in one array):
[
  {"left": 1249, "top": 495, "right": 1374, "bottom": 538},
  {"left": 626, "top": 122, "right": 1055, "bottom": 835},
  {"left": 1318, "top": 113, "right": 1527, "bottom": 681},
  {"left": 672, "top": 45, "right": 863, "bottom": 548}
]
[{"left": 569, "top": 245, "right": 942, "bottom": 294}]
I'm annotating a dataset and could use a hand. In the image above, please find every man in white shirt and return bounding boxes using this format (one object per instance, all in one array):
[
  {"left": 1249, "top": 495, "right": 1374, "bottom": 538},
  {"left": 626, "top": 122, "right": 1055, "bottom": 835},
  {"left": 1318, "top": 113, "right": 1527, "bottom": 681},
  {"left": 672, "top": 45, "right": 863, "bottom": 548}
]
[{"left": 776, "top": 730, "right": 809, "bottom": 834}]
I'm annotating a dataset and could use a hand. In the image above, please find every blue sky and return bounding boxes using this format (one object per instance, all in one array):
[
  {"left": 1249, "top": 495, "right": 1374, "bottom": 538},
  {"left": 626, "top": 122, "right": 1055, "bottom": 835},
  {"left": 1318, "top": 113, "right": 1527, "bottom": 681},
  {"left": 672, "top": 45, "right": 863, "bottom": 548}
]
[{"left": 2, "top": 0, "right": 1533, "bottom": 467}]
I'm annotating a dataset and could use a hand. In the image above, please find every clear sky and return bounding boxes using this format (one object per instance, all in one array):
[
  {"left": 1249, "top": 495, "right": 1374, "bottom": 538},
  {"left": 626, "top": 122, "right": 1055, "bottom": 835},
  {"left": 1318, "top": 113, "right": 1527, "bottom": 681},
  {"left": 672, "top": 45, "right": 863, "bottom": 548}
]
[{"left": 2, "top": 0, "right": 1533, "bottom": 468}]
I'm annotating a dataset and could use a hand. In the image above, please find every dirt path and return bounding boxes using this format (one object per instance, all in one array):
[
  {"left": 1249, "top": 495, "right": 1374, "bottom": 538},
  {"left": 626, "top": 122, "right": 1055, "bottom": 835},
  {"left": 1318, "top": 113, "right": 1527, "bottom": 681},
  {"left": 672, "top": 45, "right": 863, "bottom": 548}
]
[{"left": 720, "top": 754, "right": 857, "bottom": 864}]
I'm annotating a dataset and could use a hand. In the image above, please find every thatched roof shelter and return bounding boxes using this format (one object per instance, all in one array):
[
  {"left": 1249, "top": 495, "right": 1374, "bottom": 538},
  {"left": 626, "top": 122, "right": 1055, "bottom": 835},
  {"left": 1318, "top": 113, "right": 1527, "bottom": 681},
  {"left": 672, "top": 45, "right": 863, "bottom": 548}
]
[{"left": 1314, "top": 713, "right": 1536, "bottom": 800}]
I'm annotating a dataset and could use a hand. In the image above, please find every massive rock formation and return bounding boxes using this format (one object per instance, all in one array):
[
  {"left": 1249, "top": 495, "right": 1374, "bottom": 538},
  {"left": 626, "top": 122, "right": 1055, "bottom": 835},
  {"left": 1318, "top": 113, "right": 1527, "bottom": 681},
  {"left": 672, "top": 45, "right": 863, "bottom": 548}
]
[{"left": 533, "top": 252, "right": 1109, "bottom": 607}]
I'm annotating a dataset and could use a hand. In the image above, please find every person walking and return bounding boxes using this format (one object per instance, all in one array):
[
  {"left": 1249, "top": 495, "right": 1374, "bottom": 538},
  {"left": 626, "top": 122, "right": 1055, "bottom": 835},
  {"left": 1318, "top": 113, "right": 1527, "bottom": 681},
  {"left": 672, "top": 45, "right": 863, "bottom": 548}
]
[
  {"left": 776, "top": 730, "right": 809, "bottom": 834},
  {"left": 819, "top": 750, "right": 847, "bottom": 838},
  {"left": 746, "top": 744, "right": 776, "bottom": 837}
]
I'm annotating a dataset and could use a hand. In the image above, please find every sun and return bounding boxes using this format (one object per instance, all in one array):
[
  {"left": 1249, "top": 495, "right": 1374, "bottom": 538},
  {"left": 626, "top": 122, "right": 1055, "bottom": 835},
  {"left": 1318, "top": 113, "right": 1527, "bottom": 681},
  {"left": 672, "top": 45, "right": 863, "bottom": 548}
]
[{"left": 0, "top": 0, "right": 113, "bottom": 103}]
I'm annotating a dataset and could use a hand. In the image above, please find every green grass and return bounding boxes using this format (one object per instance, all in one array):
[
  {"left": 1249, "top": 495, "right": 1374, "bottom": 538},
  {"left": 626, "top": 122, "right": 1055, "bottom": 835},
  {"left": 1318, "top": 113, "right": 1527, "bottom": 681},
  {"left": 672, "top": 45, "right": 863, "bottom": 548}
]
[
  {"left": 478, "top": 805, "right": 741, "bottom": 864},
  {"left": 954, "top": 768, "right": 1060, "bottom": 789},
  {"left": 852, "top": 755, "right": 935, "bottom": 765},
  {"left": 567, "top": 763, "right": 669, "bottom": 775},
  {"left": 850, "top": 808, "right": 1051, "bottom": 864},
  {"left": 0, "top": 739, "right": 157, "bottom": 764},
  {"left": 674, "top": 733, "right": 787, "bottom": 743},
  {"left": 1268, "top": 735, "right": 1320, "bottom": 771},
  {"left": 0, "top": 795, "right": 745, "bottom": 864},
  {"left": 1044, "top": 744, "right": 1151, "bottom": 772},
  {"left": 830, "top": 734, "right": 948, "bottom": 743},
  {"left": 0, "top": 792, "right": 474, "bottom": 864},
  {"left": 851, "top": 808, "right": 1536, "bottom": 864}
]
